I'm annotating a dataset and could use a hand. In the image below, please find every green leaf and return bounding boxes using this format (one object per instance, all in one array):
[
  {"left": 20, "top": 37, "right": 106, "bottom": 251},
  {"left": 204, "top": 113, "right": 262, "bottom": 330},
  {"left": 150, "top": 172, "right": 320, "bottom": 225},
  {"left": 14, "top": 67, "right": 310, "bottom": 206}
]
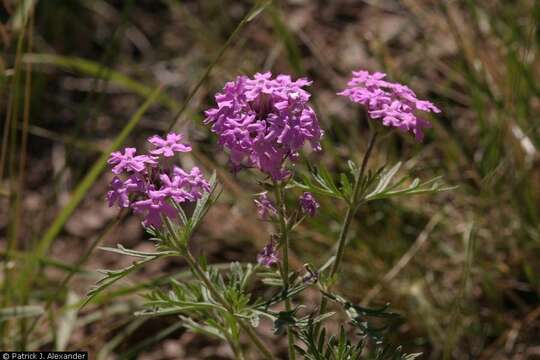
[
  {"left": 364, "top": 162, "right": 455, "bottom": 202},
  {"left": 23, "top": 53, "right": 180, "bottom": 111},
  {"left": 178, "top": 316, "right": 227, "bottom": 341},
  {"left": 9, "top": 0, "right": 36, "bottom": 31},
  {"left": 135, "top": 300, "right": 227, "bottom": 316},
  {"left": 0, "top": 305, "right": 44, "bottom": 322},
  {"left": 99, "top": 244, "right": 176, "bottom": 258},
  {"left": 82, "top": 248, "right": 173, "bottom": 308},
  {"left": 55, "top": 291, "right": 79, "bottom": 351},
  {"left": 295, "top": 165, "right": 349, "bottom": 201},
  {"left": 370, "top": 162, "right": 402, "bottom": 196},
  {"left": 247, "top": 0, "right": 272, "bottom": 22}
]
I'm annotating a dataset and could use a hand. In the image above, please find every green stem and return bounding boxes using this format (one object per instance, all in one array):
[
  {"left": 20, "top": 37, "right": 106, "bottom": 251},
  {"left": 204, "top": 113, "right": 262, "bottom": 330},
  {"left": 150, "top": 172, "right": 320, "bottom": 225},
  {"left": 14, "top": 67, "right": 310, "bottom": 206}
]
[
  {"left": 273, "top": 182, "right": 296, "bottom": 360},
  {"left": 162, "top": 218, "right": 273, "bottom": 359},
  {"left": 183, "top": 249, "right": 275, "bottom": 360},
  {"left": 224, "top": 327, "right": 245, "bottom": 360},
  {"left": 316, "top": 130, "right": 378, "bottom": 332}
]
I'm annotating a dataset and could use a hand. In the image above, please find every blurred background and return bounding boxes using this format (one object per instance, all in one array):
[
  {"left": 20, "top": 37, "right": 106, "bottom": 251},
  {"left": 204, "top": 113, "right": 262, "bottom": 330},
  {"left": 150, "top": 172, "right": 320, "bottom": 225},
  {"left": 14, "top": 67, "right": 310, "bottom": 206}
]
[{"left": 1, "top": 0, "right": 539, "bottom": 358}]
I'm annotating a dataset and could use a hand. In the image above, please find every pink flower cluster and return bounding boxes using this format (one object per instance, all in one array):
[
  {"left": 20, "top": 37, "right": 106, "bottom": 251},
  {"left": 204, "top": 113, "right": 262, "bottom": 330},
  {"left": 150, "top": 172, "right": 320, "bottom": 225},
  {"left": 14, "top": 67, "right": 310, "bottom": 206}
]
[
  {"left": 106, "top": 133, "right": 210, "bottom": 228},
  {"left": 204, "top": 72, "right": 323, "bottom": 180},
  {"left": 338, "top": 70, "right": 441, "bottom": 141}
]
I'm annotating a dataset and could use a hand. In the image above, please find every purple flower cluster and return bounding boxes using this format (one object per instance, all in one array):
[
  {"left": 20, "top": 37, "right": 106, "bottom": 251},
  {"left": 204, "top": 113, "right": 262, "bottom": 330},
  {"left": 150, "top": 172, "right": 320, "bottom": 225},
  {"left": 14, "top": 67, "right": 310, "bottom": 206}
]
[
  {"left": 299, "top": 192, "right": 319, "bottom": 217},
  {"left": 204, "top": 72, "right": 323, "bottom": 180},
  {"left": 338, "top": 70, "right": 441, "bottom": 141},
  {"left": 106, "top": 133, "right": 210, "bottom": 228}
]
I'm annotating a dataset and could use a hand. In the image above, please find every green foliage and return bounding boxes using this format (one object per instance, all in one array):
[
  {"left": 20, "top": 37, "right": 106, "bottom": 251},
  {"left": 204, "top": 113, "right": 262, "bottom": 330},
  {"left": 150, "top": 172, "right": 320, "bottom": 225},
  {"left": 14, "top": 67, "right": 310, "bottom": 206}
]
[
  {"left": 294, "top": 307, "right": 421, "bottom": 360},
  {"left": 0, "top": 305, "right": 44, "bottom": 323},
  {"left": 297, "top": 161, "right": 453, "bottom": 206},
  {"left": 162, "top": 172, "right": 220, "bottom": 250},
  {"left": 270, "top": 309, "right": 335, "bottom": 337},
  {"left": 5, "top": 0, "right": 538, "bottom": 356},
  {"left": 17, "top": 86, "right": 165, "bottom": 304},
  {"left": 295, "top": 318, "right": 422, "bottom": 360},
  {"left": 83, "top": 246, "right": 176, "bottom": 308},
  {"left": 137, "top": 262, "right": 260, "bottom": 347},
  {"left": 363, "top": 162, "right": 455, "bottom": 202},
  {"left": 295, "top": 164, "right": 355, "bottom": 203},
  {"left": 84, "top": 174, "right": 219, "bottom": 307},
  {"left": 295, "top": 322, "right": 364, "bottom": 360}
]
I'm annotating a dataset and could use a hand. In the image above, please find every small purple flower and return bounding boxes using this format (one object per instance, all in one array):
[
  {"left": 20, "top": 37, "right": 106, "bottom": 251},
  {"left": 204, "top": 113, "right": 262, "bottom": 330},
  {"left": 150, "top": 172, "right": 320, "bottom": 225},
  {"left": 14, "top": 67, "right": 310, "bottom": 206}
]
[
  {"left": 254, "top": 192, "right": 277, "bottom": 220},
  {"left": 132, "top": 190, "right": 177, "bottom": 228},
  {"left": 159, "top": 166, "right": 210, "bottom": 203},
  {"left": 299, "top": 192, "right": 319, "bottom": 217},
  {"left": 204, "top": 72, "right": 323, "bottom": 180},
  {"left": 159, "top": 173, "right": 194, "bottom": 203},
  {"left": 173, "top": 166, "right": 211, "bottom": 197},
  {"left": 107, "top": 147, "right": 156, "bottom": 174},
  {"left": 148, "top": 132, "right": 192, "bottom": 157},
  {"left": 338, "top": 70, "right": 441, "bottom": 141},
  {"left": 257, "top": 240, "right": 279, "bottom": 267},
  {"left": 106, "top": 177, "right": 130, "bottom": 208}
]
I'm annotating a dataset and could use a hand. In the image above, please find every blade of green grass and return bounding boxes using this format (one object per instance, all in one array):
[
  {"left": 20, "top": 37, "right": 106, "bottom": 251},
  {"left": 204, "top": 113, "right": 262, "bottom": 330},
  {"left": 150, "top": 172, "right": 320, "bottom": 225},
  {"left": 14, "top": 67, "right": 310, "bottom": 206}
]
[
  {"left": 0, "top": 306, "right": 44, "bottom": 323},
  {"left": 1, "top": 5, "right": 31, "bottom": 347},
  {"left": 16, "top": 86, "right": 164, "bottom": 304},
  {"left": 268, "top": 4, "right": 304, "bottom": 75},
  {"left": 118, "top": 321, "right": 184, "bottom": 359},
  {"left": 166, "top": 0, "right": 272, "bottom": 131},
  {"left": 97, "top": 318, "right": 147, "bottom": 360},
  {"left": 9, "top": 0, "right": 37, "bottom": 32},
  {"left": 443, "top": 222, "right": 476, "bottom": 360},
  {"left": 22, "top": 211, "right": 126, "bottom": 344},
  {"left": 22, "top": 53, "right": 181, "bottom": 112}
]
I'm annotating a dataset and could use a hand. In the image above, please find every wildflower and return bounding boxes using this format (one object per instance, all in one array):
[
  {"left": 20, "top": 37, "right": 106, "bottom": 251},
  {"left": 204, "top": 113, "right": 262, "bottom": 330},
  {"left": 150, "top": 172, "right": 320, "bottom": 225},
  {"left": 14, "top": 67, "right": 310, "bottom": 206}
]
[
  {"left": 148, "top": 132, "right": 192, "bottom": 157},
  {"left": 106, "top": 133, "right": 210, "bottom": 228},
  {"left": 254, "top": 192, "right": 277, "bottom": 220},
  {"left": 107, "top": 147, "right": 156, "bottom": 174},
  {"left": 299, "top": 192, "right": 319, "bottom": 217},
  {"left": 159, "top": 166, "right": 210, "bottom": 203},
  {"left": 106, "top": 177, "right": 130, "bottom": 208},
  {"left": 257, "top": 240, "right": 279, "bottom": 267},
  {"left": 132, "top": 190, "right": 178, "bottom": 228},
  {"left": 338, "top": 70, "right": 441, "bottom": 141},
  {"left": 173, "top": 166, "right": 211, "bottom": 198},
  {"left": 204, "top": 72, "right": 323, "bottom": 180}
]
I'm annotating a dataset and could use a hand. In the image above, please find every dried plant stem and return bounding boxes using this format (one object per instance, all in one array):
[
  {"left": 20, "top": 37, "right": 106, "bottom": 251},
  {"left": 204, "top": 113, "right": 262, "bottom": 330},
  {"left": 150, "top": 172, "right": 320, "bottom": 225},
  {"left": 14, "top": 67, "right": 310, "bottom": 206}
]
[
  {"left": 274, "top": 182, "right": 296, "bottom": 360},
  {"left": 183, "top": 249, "right": 275, "bottom": 360},
  {"left": 316, "top": 130, "right": 378, "bottom": 332}
]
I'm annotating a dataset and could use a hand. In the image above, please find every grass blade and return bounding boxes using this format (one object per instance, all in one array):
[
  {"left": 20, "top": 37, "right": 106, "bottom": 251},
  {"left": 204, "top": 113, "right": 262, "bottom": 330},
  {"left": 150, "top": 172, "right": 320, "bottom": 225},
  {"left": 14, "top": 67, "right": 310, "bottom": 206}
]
[
  {"left": 16, "top": 86, "right": 164, "bottom": 300},
  {"left": 22, "top": 53, "right": 180, "bottom": 112}
]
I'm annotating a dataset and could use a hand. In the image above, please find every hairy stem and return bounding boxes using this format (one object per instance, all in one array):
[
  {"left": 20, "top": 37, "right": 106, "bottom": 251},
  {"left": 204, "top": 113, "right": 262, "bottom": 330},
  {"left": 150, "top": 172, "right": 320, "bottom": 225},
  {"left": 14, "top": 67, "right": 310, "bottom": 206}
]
[
  {"left": 274, "top": 182, "right": 296, "bottom": 360},
  {"left": 316, "top": 130, "right": 378, "bottom": 331}
]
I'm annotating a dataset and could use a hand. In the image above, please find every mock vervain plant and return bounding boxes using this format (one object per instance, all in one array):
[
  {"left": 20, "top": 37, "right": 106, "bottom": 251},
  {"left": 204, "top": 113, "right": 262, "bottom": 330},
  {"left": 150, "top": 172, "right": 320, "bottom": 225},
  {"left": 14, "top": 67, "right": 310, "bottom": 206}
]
[{"left": 87, "top": 70, "right": 450, "bottom": 359}]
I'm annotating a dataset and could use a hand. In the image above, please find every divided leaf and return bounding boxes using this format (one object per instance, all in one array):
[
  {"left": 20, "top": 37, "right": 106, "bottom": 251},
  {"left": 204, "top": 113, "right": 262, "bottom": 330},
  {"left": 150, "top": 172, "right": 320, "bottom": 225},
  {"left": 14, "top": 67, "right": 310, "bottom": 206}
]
[{"left": 364, "top": 162, "right": 455, "bottom": 202}]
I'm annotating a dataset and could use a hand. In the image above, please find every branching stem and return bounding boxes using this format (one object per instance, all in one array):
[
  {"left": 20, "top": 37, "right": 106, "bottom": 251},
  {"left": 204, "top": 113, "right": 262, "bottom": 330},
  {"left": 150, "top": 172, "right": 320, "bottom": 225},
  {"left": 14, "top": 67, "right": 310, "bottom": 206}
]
[
  {"left": 183, "top": 249, "right": 275, "bottom": 360},
  {"left": 163, "top": 219, "right": 274, "bottom": 360}
]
